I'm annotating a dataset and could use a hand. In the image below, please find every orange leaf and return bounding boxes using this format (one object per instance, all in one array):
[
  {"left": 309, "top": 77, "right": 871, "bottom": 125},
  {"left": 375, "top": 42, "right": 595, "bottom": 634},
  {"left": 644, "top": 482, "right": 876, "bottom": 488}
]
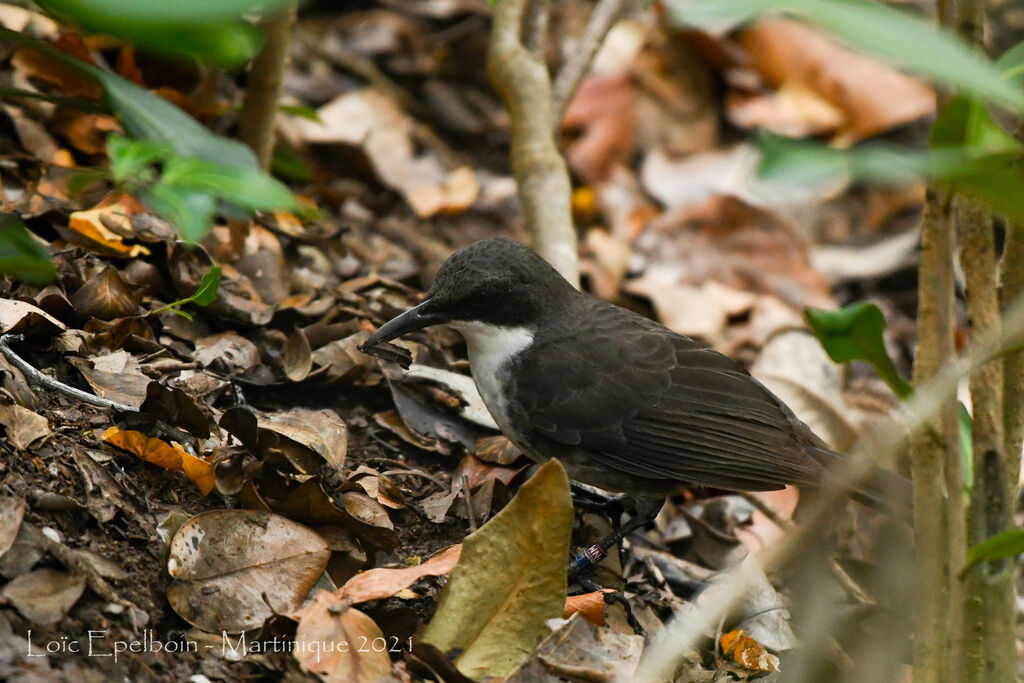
[
  {"left": 338, "top": 544, "right": 461, "bottom": 604},
  {"left": 719, "top": 629, "right": 780, "bottom": 673},
  {"left": 102, "top": 427, "right": 213, "bottom": 495},
  {"left": 66, "top": 200, "right": 150, "bottom": 258},
  {"left": 563, "top": 589, "right": 611, "bottom": 626}
]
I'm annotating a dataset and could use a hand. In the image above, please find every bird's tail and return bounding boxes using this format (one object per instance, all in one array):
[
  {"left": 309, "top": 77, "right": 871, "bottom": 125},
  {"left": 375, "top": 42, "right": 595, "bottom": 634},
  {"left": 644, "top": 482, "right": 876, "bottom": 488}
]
[{"left": 807, "top": 446, "right": 913, "bottom": 517}]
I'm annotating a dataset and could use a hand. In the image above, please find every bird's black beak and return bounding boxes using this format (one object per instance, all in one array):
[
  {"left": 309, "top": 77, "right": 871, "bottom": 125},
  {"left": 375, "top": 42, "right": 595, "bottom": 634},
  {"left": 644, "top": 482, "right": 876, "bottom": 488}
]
[{"left": 361, "top": 298, "right": 447, "bottom": 349}]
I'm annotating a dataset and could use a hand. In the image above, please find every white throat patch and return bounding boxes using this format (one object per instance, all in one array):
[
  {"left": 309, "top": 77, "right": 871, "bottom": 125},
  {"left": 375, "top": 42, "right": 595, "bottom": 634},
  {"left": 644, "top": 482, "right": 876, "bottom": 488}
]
[{"left": 447, "top": 320, "right": 534, "bottom": 434}]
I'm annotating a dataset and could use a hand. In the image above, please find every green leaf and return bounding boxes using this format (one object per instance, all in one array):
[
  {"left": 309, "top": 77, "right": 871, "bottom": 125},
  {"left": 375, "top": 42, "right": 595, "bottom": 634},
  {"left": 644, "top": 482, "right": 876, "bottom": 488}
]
[
  {"left": 805, "top": 303, "right": 913, "bottom": 399},
  {"left": 995, "top": 40, "right": 1024, "bottom": 85},
  {"left": 0, "top": 215, "right": 56, "bottom": 284},
  {"left": 271, "top": 145, "right": 314, "bottom": 183},
  {"left": 670, "top": 0, "right": 1024, "bottom": 111},
  {"left": 106, "top": 134, "right": 172, "bottom": 183},
  {"left": 278, "top": 103, "right": 321, "bottom": 122},
  {"left": 191, "top": 266, "right": 222, "bottom": 306},
  {"left": 32, "top": 0, "right": 291, "bottom": 68},
  {"left": 140, "top": 184, "right": 217, "bottom": 241},
  {"left": 160, "top": 157, "right": 297, "bottom": 212},
  {"left": 930, "top": 96, "right": 1021, "bottom": 154},
  {"left": 958, "top": 401, "right": 973, "bottom": 493},
  {"left": 963, "top": 527, "right": 1024, "bottom": 575}
]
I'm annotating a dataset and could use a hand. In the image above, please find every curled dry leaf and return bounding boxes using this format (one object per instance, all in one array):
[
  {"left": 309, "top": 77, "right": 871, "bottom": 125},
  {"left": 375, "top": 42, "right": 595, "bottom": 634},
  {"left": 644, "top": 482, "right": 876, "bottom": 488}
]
[
  {"left": 63, "top": 200, "right": 151, "bottom": 258},
  {"left": 563, "top": 589, "right": 613, "bottom": 627},
  {"left": 69, "top": 267, "right": 140, "bottom": 321},
  {"left": 338, "top": 544, "right": 461, "bottom": 605},
  {"left": 138, "top": 382, "right": 211, "bottom": 440},
  {"left": 258, "top": 407, "right": 348, "bottom": 473},
  {"left": 292, "top": 592, "right": 392, "bottom": 683},
  {"left": 422, "top": 459, "right": 574, "bottom": 679},
  {"left": 719, "top": 629, "right": 781, "bottom": 674},
  {"left": 472, "top": 435, "right": 521, "bottom": 465},
  {"left": 0, "top": 568, "right": 86, "bottom": 625},
  {"left": 506, "top": 613, "right": 644, "bottom": 682},
  {"left": 0, "top": 299, "right": 65, "bottom": 336},
  {"left": 102, "top": 427, "right": 214, "bottom": 495},
  {"left": 167, "top": 510, "right": 330, "bottom": 633},
  {"left": 69, "top": 350, "right": 151, "bottom": 410},
  {"left": 0, "top": 400, "right": 50, "bottom": 451}
]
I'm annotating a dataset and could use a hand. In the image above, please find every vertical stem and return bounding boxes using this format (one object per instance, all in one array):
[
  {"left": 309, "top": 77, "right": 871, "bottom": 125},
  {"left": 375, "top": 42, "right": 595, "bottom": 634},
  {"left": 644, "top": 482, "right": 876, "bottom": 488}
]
[
  {"left": 488, "top": 0, "right": 579, "bottom": 285},
  {"left": 910, "top": 187, "right": 958, "bottom": 683},
  {"left": 1002, "top": 226, "right": 1024, "bottom": 485},
  {"left": 238, "top": 2, "right": 298, "bottom": 170}
]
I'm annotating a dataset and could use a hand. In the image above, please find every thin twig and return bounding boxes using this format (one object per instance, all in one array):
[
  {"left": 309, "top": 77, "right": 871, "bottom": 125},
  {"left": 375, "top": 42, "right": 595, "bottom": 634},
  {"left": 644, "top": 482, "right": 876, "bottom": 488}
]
[
  {"left": 0, "top": 334, "right": 134, "bottom": 412},
  {"left": 549, "top": 0, "right": 628, "bottom": 129}
]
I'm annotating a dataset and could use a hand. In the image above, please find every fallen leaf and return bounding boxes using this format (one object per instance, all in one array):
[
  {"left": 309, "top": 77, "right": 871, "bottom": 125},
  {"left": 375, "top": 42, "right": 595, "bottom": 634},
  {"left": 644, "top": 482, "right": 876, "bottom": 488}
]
[
  {"left": 69, "top": 267, "right": 140, "bottom": 320},
  {"left": 64, "top": 200, "right": 150, "bottom": 257},
  {"left": 0, "top": 299, "right": 65, "bottom": 336},
  {"left": 0, "top": 496, "right": 26, "bottom": 559},
  {"left": 258, "top": 407, "right": 348, "bottom": 473},
  {"left": 69, "top": 350, "right": 150, "bottom": 409},
  {"left": 0, "top": 401, "right": 50, "bottom": 450},
  {"left": 563, "top": 589, "right": 612, "bottom": 626},
  {"left": 292, "top": 593, "right": 392, "bottom": 682},
  {"left": 0, "top": 568, "right": 86, "bottom": 625},
  {"left": 167, "top": 509, "right": 329, "bottom": 632},
  {"left": 507, "top": 613, "right": 643, "bottom": 681},
  {"left": 719, "top": 629, "right": 780, "bottom": 674},
  {"left": 338, "top": 544, "right": 461, "bottom": 604},
  {"left": 422, "top": 459, "right": 573, "bottom": 679},
  {"left": 472, "top": 435, "right": 521, "bottom": 465},
  {"left": 192, "top": 332, "right": 261, "bottom": 372},
  {"left": 102, "top": 427, "right": 214, "bottom": 495}
]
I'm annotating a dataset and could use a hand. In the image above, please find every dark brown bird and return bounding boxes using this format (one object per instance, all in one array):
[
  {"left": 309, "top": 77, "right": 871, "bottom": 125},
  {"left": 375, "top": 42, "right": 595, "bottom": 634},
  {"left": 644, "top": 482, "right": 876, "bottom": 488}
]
[{"left": 361, "top": 238, "right": 906, "bottom": 522}]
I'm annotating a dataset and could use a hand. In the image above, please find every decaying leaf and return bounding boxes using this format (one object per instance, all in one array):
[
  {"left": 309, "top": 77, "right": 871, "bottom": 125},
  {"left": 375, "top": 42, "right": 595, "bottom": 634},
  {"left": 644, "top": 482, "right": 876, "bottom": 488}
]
[
  {"left": 338, "top": 544, "right": 461, "bottom": 604},
  {"left": 0, "top": 299, "right": 65, "bottom": 336},
  {"left": 64, "top": 199, "right": 151, "bottom": 258},
  {"left": 563, "top": 589, "right": 613, "bottom": 627},
  {"left": 292, "top": 592, "right": 392, "bottom": 682},
  {"left": 0, "top": 400, "right": 50, "bottom": 450},
  {"left": 0, "top": 568, "right": 86, "bottom": 625},
  {"left": 69, "top": 350, "right": 151, "bottom": 409},
  {"left": 69, "top": 267, "right": 140, "bottom": 320},
  {"left": 102, "top": 426, "right": 214, "bottom": 495},
  {"left": 422, "top": 459, "right": 573, "bottom": 678},
  {"left": 719, "top": 629, "right": 781, "bottom": 674},
  {"left": 506, "top": 613, "right": 644, "bottom": 682},
  {"left": 0, "top": 496, "right": 26, "bottom": 559},
  {"left": 167, "top": 509, "right": 329, "bottom": 633}
]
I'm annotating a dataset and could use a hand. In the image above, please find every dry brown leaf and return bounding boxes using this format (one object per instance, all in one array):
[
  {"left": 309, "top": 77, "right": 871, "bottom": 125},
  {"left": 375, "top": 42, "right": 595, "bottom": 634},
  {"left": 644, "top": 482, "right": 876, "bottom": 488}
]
[
  {"left": 719, "top": 629, "right": 781, "bottom": 674},
  {"left": 292, "top": 593, "right": 392, "bottom": 682},
  {"left": 70, "top": 350, "right": 150, "bottom": 409},
  {"left": 298, "top": 88, "right": 477, "bottom": 217},
  {"left": 0, "top": 401, "right": 51, "bottom": 451},
  {"left": 70, "top": 267, "right": 140, "bottom": 320},
  {"left": 338, "top": 544, "right": 461, "bottom": 604},
  {"left": 0, "top": 299, "right": 66, "bottom": 336},
  {"left": 167, "top": 510, "right": 330, "bottom": 633},
  {"left": 736, "top": 19, "right": 934, "bottom": 142},
  {"left": 102, "top": 426, "right": 214, "bottom": 495},
  {"left": 0, "top": 568, "right": 86, "bottom": 625},
  {"left": 0, "top": 496, "right": 26, "bottom": 560}
]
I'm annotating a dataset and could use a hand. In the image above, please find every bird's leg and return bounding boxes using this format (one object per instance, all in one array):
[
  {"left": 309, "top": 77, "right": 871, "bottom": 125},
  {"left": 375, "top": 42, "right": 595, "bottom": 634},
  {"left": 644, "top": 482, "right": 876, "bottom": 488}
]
[
  {"left": 569, "top": 481, "right": 626, "bottom": 514},
  {"left": 569, "top": 497, "right": 664, "bottom": 573}
]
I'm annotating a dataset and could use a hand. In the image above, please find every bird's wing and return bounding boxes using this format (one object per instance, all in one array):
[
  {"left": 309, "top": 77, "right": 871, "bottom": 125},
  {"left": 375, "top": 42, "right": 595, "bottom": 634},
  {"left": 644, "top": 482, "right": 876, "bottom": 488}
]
[{"left": 512, "top": 301, "right": 824, "bottom": 491}]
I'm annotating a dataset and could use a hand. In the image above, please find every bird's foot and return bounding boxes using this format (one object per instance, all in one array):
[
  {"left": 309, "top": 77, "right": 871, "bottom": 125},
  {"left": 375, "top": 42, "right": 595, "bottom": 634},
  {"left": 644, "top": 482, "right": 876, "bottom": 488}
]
[
  {"left": 569, "top": 482, "right": 625, "bottom": 514},
  {"left": 568, "top": 498, "right": 665, "bottom": 573}
]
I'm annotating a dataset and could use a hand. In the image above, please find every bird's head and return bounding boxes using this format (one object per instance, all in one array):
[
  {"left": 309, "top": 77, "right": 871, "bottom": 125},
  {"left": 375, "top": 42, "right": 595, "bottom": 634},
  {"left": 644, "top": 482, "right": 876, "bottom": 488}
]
[{"left": 361, "top": 237, "right": 572, "bottom": 350}]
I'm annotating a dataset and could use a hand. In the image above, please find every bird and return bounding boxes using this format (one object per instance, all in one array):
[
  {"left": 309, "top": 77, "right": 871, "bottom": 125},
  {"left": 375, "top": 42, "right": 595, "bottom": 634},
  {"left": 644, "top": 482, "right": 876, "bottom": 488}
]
[{"left": 359, "top": 237, "right": 907, "bottom": 564}]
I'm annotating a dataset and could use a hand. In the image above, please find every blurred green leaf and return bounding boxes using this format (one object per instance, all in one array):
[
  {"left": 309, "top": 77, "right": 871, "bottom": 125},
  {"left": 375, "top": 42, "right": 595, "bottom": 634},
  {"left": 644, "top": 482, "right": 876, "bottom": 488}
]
[
  {"left": 0, "top": 215, "right": 56, "bottom": 285},
  {"left": 278, "top": 103, "right": 321, "bottom": 122},
  {"left": 271, "top": 144, "right": 314, "bottom": 183},
  {"left": 671, "top": 0, "right": 1024, "bottom": 110},
  {"left": 805, "top": 303, "right": 912, "bottom": 399},
  {"left": 191, "top": 266, "right": 222, "bottom": 306},
  {"left": 140, "top": 184, "right": 216, "bottom": 242},
  {"left": 32, "top": 0, "right": 291, "bottom": 68},
  {"left": 963, "top": 527, "right": 1024, "bottom": 575},
  {"left": 996, "top": 40, "right": 1024, "bottom": 85},
  {"left": 959, "top": 401, "right": 974, "bottom": 493},
  {"left": 160, "top": 157, "right": 297, "bottom": 212},
  {"left": 106, "top": 134, "right": 171, "bottom": 183},
  {"left": 930, "top": 96, "right": 1021, "bottom": 153}
]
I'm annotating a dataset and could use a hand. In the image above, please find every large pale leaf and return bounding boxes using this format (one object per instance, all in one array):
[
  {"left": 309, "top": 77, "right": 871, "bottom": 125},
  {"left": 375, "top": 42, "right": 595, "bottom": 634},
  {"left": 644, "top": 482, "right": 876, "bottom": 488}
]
[
  {"left": 422, "top": 459, "right": 573, "bottom": 679},
  {"left": 671, "top": 0, "right": 1024, "bottom": 110}
]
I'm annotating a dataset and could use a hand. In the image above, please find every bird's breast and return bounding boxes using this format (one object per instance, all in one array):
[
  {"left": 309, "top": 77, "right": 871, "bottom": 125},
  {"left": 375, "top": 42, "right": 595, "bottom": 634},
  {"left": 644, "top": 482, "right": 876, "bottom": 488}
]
[{"left": 448, "top": 320, "right": 534, "bottom": 439}]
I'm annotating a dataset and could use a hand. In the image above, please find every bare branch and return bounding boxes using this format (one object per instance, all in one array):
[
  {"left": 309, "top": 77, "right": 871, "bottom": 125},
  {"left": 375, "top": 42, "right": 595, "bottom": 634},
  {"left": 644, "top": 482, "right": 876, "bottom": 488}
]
[{"left": 550, "top": 0, "right": 628, "bottom": 130}]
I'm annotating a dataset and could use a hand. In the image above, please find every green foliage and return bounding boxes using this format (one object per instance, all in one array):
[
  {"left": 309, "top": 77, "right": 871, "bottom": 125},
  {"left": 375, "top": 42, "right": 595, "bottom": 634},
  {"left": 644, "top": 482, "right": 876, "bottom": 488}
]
[
  {"left": 805, "top": 303, "right": 913, "bottom": 398},
  {"left": 107, "top": 135, "right": 297, "bottom": 240},
  {"left": 271, "top": 145, "right": 315, "bottom": 183},
  {"left": 31, "top": 0, "right": 293, "bottom": 68},
  {"left": 0, "top": 215, "right": 56, "bottom": 284},
  {"left": 962, "top": 527, "right": 1024, "bottom": 575},
  {"left": 672, "top": 0, "right": 1024, "bottom": 110},
  {"left": 148, "top": 266, "right": 222, "bottom": 320}
]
